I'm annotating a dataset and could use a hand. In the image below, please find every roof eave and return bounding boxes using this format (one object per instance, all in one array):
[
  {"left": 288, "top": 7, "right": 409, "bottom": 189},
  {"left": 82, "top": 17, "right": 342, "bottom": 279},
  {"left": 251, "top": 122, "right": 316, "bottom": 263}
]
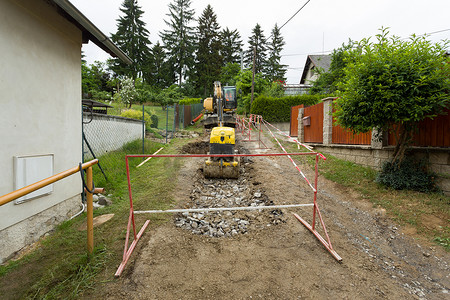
[{"left": 52, "top": 0, "right": 132, "bottom": 65}]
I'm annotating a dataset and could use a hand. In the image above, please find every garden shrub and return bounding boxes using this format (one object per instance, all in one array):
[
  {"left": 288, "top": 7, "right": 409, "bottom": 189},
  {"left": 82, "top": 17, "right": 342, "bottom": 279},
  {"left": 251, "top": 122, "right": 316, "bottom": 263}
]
[
  {"left": 376, "top": 157, "right": 438, "bottom": 193},
  {"left": 120, "top": 109, "right": 152, "bottom": 131},
  {"left": 150, "top": 114, "right": 159, "bottom": 128},
  {"left": 250, "top": 94, "right": 324, "bottom": 123}
]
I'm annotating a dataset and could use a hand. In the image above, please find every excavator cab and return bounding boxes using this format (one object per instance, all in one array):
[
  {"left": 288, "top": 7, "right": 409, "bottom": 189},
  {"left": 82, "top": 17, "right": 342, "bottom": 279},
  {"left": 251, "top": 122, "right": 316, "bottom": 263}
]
[{"left": 223, "top": 86, "right": 237, "bottom": 110}]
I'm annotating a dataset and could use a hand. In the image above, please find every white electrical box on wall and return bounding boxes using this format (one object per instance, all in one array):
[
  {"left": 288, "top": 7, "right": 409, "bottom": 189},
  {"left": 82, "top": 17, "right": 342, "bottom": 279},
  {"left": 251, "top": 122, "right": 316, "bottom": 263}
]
[{"left": 14, "top": 154, "right": 54, "bottom": 204}]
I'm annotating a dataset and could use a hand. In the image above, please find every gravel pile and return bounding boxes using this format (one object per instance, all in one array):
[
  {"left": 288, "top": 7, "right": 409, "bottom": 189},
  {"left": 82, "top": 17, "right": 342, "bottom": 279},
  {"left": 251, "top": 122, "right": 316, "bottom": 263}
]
[{"left": 175, "top": 162, "right": 286, "bottom": 237}]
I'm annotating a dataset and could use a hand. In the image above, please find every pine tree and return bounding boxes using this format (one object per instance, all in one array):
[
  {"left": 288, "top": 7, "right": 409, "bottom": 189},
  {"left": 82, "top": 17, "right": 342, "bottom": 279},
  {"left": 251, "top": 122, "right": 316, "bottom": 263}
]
[
  {"left": 110, "top": 0, "right": 151, "bottom": 80},
  {"left": 244, "top": 24, "right": 268, "bottom": 74},
  {"left": 221, "top": 27, "right": 243, "bottom": 65},
  {"left": 160, "top": 0, "right": 196, "bottom": 86},
  {"left": 146, "top": 41, "right": 175, "bottom": 89},
  {"left": 194, "top": 5, "right": 223, "bottom": 96},
  {"left": 267, "top": 24, "right": 287, "bottom": 82}
]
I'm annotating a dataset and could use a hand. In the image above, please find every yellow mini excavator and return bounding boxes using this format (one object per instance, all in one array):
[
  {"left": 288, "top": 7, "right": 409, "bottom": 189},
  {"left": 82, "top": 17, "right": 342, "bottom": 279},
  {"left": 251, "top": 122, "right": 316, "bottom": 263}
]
[
  {"left": 202, "top": 81, "right": 237, "bottom": 128},
  {"left": 203, "top": 82, "right": 239, "bottom": 179}
]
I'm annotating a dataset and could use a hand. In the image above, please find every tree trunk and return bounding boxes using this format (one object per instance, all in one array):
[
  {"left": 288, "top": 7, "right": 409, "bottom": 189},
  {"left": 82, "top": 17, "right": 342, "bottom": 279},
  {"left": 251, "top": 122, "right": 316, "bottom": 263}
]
[{"left": 392, "top": 122, "right": 413, "bottom": 165}]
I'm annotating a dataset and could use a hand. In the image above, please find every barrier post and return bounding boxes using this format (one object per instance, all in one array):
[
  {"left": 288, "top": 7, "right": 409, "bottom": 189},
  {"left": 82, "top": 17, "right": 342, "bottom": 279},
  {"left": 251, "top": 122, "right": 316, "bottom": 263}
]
[
  {"left": 86, "top": 166, "right": 94, "bottom": 255},
  {"left": 115, "top": 156, "right": 150, "bottom": 277},
  {"left": 247, "top": 115, "right": 251, "bottom": 141},
  {"left": 258, "top": 115, "right": 261, "bottom": 149},
  {"left": 312, "top": 154, "right": 318, "bottom": 230}
]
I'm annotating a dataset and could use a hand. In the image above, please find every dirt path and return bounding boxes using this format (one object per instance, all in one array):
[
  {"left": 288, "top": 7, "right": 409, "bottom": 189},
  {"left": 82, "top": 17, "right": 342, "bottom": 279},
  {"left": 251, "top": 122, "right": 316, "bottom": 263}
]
[{"left": 98, "top": 132, "right": 449, "bottom": 300}]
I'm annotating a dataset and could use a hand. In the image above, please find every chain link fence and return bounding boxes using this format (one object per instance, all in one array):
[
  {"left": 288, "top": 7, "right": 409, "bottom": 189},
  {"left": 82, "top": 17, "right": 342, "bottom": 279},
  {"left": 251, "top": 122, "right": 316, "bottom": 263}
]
[{"left": 82, "top": 103, "right": 203, "bottom": 183}]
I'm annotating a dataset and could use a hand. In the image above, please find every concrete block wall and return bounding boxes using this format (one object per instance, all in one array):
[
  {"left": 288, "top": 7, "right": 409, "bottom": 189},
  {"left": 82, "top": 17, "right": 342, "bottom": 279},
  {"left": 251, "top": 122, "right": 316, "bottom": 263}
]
[{"left": 310, "top": 144, "right": 449, "bottom": 195}]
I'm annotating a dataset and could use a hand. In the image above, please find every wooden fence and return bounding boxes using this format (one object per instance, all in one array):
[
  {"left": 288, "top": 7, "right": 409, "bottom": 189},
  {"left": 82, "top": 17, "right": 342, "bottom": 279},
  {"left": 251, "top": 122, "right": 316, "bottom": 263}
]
[
  {"left": 388, "top": 108, "right": 450, "bottom": 147},
  {"left": 332, "top": 120, "right": 372, "bottom": 145},
  {"left": 290, "top": 100, "right": 449, "bottom": 148},
  {"left": 304, "top": 102, "right": 323, "bottom": 143},
  {"left": 290, "top": 105, "right": 303, "bottom": 137}
]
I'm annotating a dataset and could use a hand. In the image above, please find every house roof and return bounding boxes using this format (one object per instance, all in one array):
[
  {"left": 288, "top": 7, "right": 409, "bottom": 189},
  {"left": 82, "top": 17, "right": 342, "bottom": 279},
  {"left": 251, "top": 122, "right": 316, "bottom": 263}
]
[
  {"left": 52, "top": 0, "right": 132, "bottom": 65},
  {"left": 300, "top": 54, "right": 332, "bottom": 84}
]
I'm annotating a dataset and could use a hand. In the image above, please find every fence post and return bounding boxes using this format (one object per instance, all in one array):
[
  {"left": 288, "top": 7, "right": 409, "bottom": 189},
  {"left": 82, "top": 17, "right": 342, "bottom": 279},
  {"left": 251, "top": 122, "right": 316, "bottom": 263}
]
[
  {"left": 371, "top": 128, "right": 384, "bottom": 149},
  {"left": 297, "top": 107, "right": 305, "bottom": 143},
  {"left": 322, "top": 97, "right": 334, "bottom": 145},
  {"left": 165, "top": 106, "right": 169, "bottom": 144},
  {"left": 142, "top": 105, "right": 145, "bottom": 157}
]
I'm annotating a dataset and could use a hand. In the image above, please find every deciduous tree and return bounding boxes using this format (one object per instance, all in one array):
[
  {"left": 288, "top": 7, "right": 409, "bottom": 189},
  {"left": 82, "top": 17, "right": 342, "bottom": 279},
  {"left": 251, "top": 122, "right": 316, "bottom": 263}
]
[{"left": 335, "top": 28, "right": 450, "bottom": 162}]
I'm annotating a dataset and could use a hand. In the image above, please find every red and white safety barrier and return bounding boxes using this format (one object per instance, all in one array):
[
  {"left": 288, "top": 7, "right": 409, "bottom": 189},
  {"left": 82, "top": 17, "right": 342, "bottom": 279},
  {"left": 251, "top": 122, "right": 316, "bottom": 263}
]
[
  {"left": 237, "top": 115, "right": 341, "bottom": 263},
  {"left": 115, "top": 118, "right": 342, "bottom": 276}
]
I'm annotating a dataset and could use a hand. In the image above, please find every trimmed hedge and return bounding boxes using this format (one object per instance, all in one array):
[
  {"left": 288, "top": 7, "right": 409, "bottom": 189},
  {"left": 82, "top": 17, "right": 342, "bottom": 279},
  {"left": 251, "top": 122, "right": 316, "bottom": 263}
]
[
  {"left": 179, "top": 97, "right": 202, "bottom": 105},
  {"left": 250, "top": 95, "right": 324, "bottom": 123}
]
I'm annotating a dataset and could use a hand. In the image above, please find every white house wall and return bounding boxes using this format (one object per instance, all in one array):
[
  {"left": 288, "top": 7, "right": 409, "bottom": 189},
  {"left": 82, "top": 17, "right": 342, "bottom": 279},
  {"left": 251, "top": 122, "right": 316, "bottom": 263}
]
[{"left": 0, "top": 0, "right": 83, "bottom": 261}]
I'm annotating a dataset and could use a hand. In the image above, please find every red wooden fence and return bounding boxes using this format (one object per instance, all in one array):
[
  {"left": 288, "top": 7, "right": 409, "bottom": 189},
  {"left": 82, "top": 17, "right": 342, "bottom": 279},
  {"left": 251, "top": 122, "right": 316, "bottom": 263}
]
[
  {"left": 388, "top": 108, "right": 450, "bottom": 147},
  {"left": 290, "top": 104, "right": 304, "bottom": 137},
  {"left": 289, "top": 100, "right": 449, "bottom": 148},
  {"left": 304, "top": 102, "right": 323, "bottom": 143},
  {"left": 332, "top": 122, "right": 372, "bottom": 145}
]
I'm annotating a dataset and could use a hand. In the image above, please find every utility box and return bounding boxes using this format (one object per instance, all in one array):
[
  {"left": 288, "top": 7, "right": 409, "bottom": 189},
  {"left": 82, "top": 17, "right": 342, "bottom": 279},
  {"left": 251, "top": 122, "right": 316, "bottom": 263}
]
[{"left": 14, "top": 154, "right": 54, "bottom": 204}]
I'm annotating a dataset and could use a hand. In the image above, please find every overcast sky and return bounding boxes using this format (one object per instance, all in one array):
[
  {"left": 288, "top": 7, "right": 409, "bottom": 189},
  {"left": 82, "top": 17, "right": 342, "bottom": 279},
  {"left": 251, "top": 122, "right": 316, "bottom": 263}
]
[{"left": 71, "top": 0, "right": 450, "bottom": 84}]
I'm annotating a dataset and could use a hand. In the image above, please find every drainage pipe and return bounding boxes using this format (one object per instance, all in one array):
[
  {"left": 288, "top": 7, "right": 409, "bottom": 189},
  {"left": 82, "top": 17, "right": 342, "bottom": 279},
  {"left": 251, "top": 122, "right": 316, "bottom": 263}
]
[{"left": 190, "top": 112, "right": 204, "bottom": 125}]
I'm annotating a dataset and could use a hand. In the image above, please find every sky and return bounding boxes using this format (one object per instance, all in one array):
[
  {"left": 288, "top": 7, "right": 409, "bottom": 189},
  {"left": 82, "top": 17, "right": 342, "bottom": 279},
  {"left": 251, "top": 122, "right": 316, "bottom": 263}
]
[{"left": 71, "top": 0, "right": 450, "bottom": 84}]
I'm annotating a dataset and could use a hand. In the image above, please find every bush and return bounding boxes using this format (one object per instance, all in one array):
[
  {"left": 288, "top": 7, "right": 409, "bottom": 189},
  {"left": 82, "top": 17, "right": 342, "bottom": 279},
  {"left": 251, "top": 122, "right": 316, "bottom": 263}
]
[
  {"left": 120, "top": 109, "right": 152, "bottom": 131},
  {"left": 250, "top": 94, "right": 324, "bottom": 123},
  {"left": 150, "top": 114, "right": 159, "bottom": 128},
  {"left": 376, "top": 158, "right": 438, "bottom": 193},
  {"left": 179, "top": 98, "right": 203, "bottom": 105}
]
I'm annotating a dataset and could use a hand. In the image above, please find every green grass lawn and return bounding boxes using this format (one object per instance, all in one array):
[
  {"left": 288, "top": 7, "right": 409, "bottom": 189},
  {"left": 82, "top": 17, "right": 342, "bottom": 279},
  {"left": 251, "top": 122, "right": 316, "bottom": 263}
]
[
  {"left": 285, "top": 142, "right": 450, "bottom": 251},
  {"left": 0, "top": 137, "right": 194, "bottom": 299}
]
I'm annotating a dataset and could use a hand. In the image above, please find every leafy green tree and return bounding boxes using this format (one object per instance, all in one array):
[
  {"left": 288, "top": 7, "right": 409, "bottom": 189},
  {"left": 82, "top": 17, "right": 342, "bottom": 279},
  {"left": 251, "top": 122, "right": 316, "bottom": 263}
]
[
  {"left": 310, "top": 40, "right": 354, "bottom": 94},
  {"left": 235, "top": 69, "right": 269, "bottom": 113},
  {"left": 82, "top": 60, "right": 96, "bottom": 97},
  {"left": 194, "top": 5, "right": 223, "bottom": 97},
  {"left": 266, "top": 24, "right": 287, "bottom": 82},
  {"left": 82, "top": 60, "right": 113, "bottom": 99},
  {"left": 155, "top": 85, "right": 184, "bottom": 107},
  {"left": 262, "top": 81, "right": 285, "bottom": 98},
  {"left": 221, "top": 27, "right": 243, "bottom": 65},
  {"left": 160, "top": 0, "right": 196, "bottom": 86},
  {"left": 220, "top": 62, "right": 241, "bottom": 86},
  {"left": 110, "top": 0, "right": 151, "bottom": 80},
  {"left": 335, "top": 28, "right": 450, "bottom": 162},
  {"left": 244, "top": 24, "right": 268, "bottom": 74},
  {"left": 113, "top": 76, "right": 138, "bottom": 108}
]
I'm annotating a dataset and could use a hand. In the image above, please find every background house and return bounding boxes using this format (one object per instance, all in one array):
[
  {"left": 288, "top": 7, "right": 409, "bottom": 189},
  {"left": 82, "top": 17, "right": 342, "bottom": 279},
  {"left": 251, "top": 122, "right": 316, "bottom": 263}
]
[
  {"left": 0, "top": 0, "right": 130, "bottom": 263},
  {"left": 300, "top": 54, "right": 332, "bottom": 84}
]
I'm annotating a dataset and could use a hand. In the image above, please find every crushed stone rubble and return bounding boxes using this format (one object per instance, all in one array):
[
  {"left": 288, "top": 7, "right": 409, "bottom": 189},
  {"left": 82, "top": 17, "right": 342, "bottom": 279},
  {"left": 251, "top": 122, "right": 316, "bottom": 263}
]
[{"left": 174, "top": 162, "right": 286, "bottom": 237}]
